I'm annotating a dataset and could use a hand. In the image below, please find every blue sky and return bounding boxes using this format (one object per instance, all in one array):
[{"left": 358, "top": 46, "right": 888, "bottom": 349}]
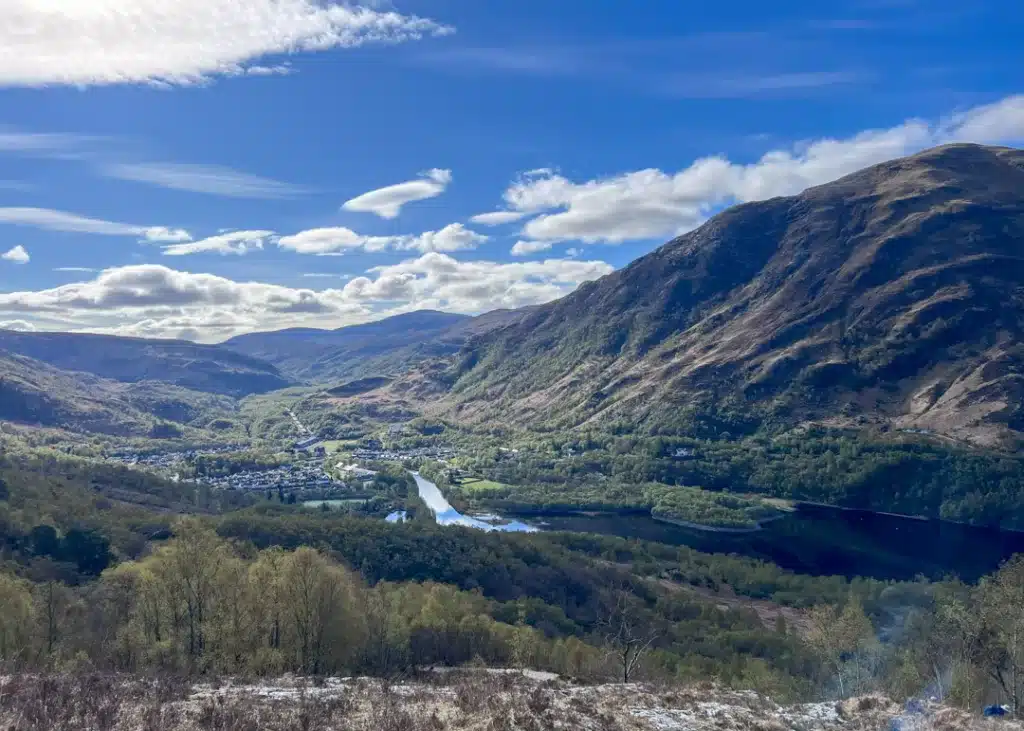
[{"left": 0, "top": 0, "right": 1021, "bottom": 340}]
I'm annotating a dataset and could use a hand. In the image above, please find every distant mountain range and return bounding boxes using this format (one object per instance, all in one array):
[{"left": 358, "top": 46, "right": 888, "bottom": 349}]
[
  {"left": 0, "top": 330, "right": 290, "bottom": 397},
  {"left": 223, "top": 308, "right": 530, "bottom": 383},
  {"left": 445, "top": 144, "right": 1024, "bottom": 447},
  {"left": 2, "top": 143, "right": 1023, "bottom": 447}
]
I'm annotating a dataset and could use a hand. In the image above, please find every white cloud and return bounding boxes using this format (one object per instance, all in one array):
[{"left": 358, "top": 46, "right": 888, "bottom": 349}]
[
  {"left": 343, "top": 253, "right": 614, "bottom": 311},
  {"left": 0, "top": 256, "right": 612, "bottom": 341},
  {"left": 54, "top": 267, "right": 98, "bottom": 274},
  {"left": 0, "top": 1, "right": 452, "bottom": 87},
  {"left": 162, "top": 230, "right": 274, "bottom": 256},
  {"left": 143, "top": 227, "right": 194, "bottom": 243},
  {"left": 1, "top": 245, "right": 29, "bottom": 264},
  {"left": 342, "top": 169, "right": 452, "bottom": 219},
  {"left": 277, "top": 227, "right": 385, "bottom": 255},
  {"left": 510, "top": 240, "right": 554, "bottom": 256},
  {"left": 102, "top": 162, "right": 307, "bottom": 199},
  {"left": 403, "top": 223, "right": 488, "bottom": 253},
  {"left": 0, "top": 319, "right": 35, "bottom": 332},
  {"left": 0, "top": 207, "right": 191, "bottom": 242},
  {"left": 496, "top": 94, "right": 1024, "bottom": 245},
  {"left": 276, "top": 222, "right": 487, "bottom": 255},
  {"left": 469, "top": 210, "right": 529, "bottom": 226},
  {"left": 0, "top": 265, "right": 343, "bottom": 315}
]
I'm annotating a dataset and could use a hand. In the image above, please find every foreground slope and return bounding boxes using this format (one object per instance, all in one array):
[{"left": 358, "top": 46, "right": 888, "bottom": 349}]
[
  {"left": 448, "top": 144, "right": 1024, "bottom": 446},
  {"left": 0, "top": 330, "right": 290, "bottom": 397}
]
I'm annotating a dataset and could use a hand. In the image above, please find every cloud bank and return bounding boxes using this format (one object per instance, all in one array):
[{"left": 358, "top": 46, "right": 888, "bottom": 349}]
[
  {"left": 496, "top": 95, "right": 1024, "bottom": 246},
  {"left": 0, "top": 257, "right": 612, "bottom": 341}
]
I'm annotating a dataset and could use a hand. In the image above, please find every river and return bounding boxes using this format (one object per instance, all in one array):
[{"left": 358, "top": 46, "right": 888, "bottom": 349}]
[{"left": 411, "top": 472, "right": 537, "bottom": 533}]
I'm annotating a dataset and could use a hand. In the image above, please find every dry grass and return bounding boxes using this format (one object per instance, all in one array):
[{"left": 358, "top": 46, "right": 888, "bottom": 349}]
[{"left": 0, "top": 671, "right": 1018, "bottom": 730}]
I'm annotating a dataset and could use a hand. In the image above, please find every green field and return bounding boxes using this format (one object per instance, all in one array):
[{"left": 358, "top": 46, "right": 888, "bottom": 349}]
[{"left": 455, "top": 477, "right": 511, "bottom": 495}]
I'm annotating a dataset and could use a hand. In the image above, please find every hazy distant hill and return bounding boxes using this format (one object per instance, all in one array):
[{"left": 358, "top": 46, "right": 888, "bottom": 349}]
[
  {"left": 0, "top": 352, "right": 235, "bottom": 437},
  {"left": 447, "top": 144, "right": 1024, "bottom": 447},
  {"left": 0, "top": 330, "right": 290, "bottom": 397},
  {"left": 226, "top": 308, "right": 529, "bottom": 384}
]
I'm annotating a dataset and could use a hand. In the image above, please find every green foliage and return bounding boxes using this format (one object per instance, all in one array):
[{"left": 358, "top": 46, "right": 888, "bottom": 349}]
[{"left": 643, "top": 485, "right": 782, "bottom": 529}]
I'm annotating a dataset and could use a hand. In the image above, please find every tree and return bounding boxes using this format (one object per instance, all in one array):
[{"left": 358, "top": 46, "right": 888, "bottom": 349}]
[
  {"left": 280, "top": 547, "right": 354, "bottom": 674},
  {"left": 599, "top": 589, "right": 659, "bottom": 683},
  {"left": 0, "top": 572, "right": 32, "bottom": 663},
  {"left": 150, "top": 518, "right": 230, "bottom": 667},
  {"left": 807, "top": 596, "right": 875, "bottom": 699},
  {"left": 61, "top": 527, "right": 113, "bottom": 576},
  {"left": 980, "top": 556, "right": 1024, "bottom": 714},
  {"left": 28, "top": 525, "right": 60, "bottom": 558}
]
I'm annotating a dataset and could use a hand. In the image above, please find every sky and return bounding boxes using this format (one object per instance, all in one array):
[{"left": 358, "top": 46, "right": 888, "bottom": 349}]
[{"left": 0, "top": 0, "right": 1021, "bottom": 342}]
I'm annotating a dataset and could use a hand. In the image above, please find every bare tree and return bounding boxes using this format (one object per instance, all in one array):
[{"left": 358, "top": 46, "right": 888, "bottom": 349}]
[{"left": 598, "top": 588, "right": 659, "bottom": 683}]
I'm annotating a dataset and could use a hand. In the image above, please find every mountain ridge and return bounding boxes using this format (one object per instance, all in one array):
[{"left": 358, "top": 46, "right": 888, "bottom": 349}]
[
  {"left": 225, "top": 308, "right": 532, "bottom": 383},
  {"left": 444, "top": 143, "right": 1024, "bottom": 446}
]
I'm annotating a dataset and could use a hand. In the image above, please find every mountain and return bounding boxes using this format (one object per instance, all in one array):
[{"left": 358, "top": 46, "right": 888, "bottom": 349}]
[
  {"left": 0, "top": 352, "right": 235, "bottom": 436},
  {"left": 446, "top": 144, "right": 1024, "bottom": 447},
  {"left": 225, "top": 308, "right": 530, "bottom": 383},
  {"left": 0, "top": 330, "right": 290, "bottom": 397}
]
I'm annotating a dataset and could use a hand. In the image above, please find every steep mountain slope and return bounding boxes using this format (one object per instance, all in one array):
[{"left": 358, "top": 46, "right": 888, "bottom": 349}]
[
  {"left": 0, "top": 330, "right": 289, "bottom": 397},
  {"left": 0, "top": 352, "right": 235, "bottom": 436},
  {"left": 447, "top": 144, "right": 1024, "bottom": 446},
  {"left": 225, "top": 308, "right": 529, "bottom": 383}
]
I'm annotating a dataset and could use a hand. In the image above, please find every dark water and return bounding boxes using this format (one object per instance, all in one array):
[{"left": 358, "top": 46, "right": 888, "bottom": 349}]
[{"left": 521, "top": 504, "right": 1024, "bottom": 582}]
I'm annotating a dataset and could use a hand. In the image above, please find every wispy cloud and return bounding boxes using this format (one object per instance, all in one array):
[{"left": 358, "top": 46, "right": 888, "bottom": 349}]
[
  {"left": 0, "top": 1, "right": 453, "bottom": 88},
  {"left": 0, "top": 130, "right": 93, "bottom": 154},
  {"left": 0, "top": 180, "right": 35, "bottom": 192},
  {"left": 162, "top": 230, "right": 274, "bottom": 256},
  {"left": 417, "top": 33, "right": 870, "bottom": 99},
  {"left": 102, "top": 162, "right": 309, "bottom": 199},
  {"left": 54, "top": 267, "right": 98, "bottom": 274},
  {"left": 657, "top": 70, "right": 870, "bottom": 99},
  {"left": 0, "top": 207, "right": 191, "bottom": 243}
]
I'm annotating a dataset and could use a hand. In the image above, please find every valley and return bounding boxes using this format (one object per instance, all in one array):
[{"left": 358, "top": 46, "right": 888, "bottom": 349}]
[{"left": 3, "top": 144, "right": 1024, "bottom": 716}]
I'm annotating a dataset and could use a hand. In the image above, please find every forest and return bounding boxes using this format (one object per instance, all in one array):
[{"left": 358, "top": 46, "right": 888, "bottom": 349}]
[{"left": 434, "top": 426, "right": 1024, "bottom": 530}]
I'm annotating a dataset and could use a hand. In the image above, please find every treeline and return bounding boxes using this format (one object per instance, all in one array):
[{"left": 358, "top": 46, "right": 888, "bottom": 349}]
[
  {"left": 451, "top": 428, "right": 1024, "bottom": 529},
  {"left": 0, "top": 519, "right": 618, "bottom": 681}
]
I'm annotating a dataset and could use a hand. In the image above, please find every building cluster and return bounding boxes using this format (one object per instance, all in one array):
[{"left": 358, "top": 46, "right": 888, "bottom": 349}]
[
  {"left": 197, "top": 459, "right": 334, "bottom": 492},
  {"left": 107, "top": 444, "right": 244, "bottom": 469},
  {"left": 351, "top": 445, "right": 456, "bottom": 462}
]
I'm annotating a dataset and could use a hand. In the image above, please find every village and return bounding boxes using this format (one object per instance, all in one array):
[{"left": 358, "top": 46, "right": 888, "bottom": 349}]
[{"left": 103, "top": 428, "right": 460, "bottom": 497}]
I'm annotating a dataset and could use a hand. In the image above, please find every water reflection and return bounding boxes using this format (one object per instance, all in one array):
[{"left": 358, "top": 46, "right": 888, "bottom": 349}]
[
  {"left": 523, "top": 504, "right": 1024, "bottom": 582},
  {"left": 411, "top": 472, "right": 537, "bottom": 533}
]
